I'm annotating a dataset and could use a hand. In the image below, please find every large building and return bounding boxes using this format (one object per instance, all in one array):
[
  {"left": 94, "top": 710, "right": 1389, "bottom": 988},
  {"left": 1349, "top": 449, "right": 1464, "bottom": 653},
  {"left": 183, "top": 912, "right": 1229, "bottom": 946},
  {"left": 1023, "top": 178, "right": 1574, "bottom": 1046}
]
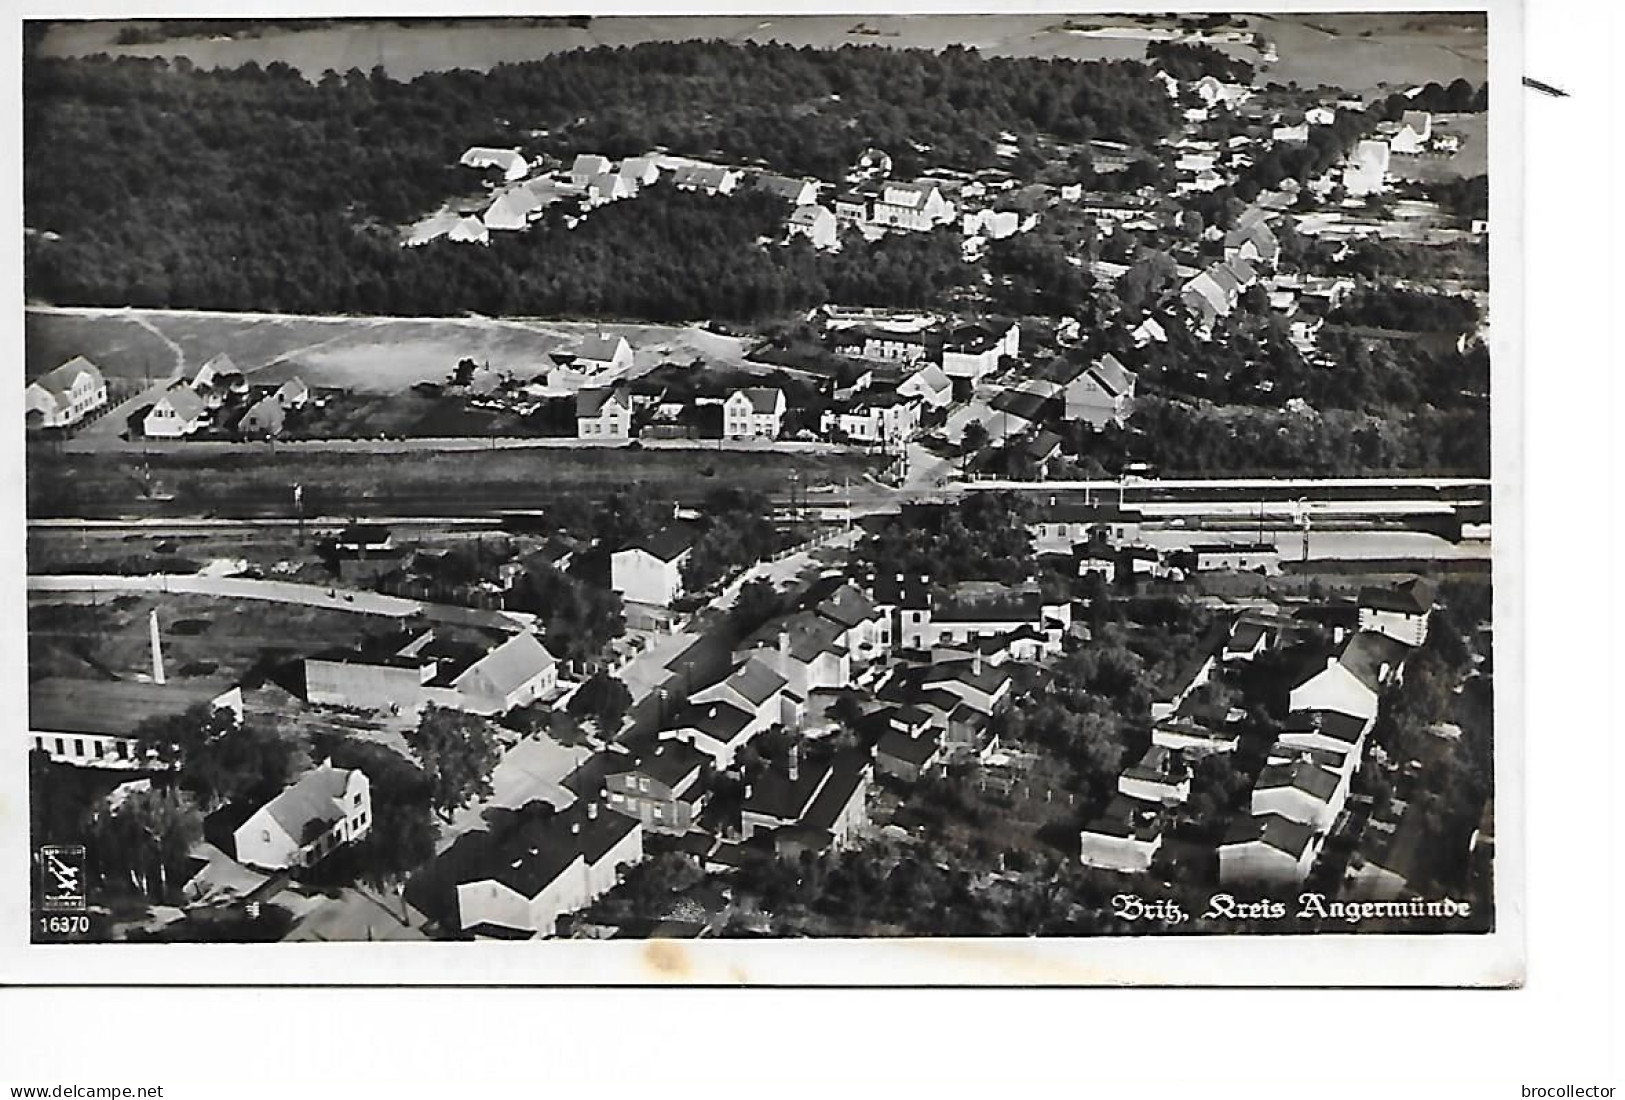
[
  {"left": 610, "top": 526, "right": 696, "bottom": 607},
  {"left": 234, "top": 762, "right": 373, "bottom": 871},
  {"left": 26, "top": 356, "right": 108, "bottom": 430},
  {"left": 304, "top": 628, "right": 560, "bottom": 716}
]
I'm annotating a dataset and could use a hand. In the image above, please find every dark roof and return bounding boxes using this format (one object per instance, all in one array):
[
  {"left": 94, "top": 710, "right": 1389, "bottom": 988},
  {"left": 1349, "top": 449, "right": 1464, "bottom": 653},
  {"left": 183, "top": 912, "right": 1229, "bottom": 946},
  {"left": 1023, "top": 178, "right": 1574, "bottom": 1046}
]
[
  {"left": 1121, "top": 744, "right": 1188, "bottom": 784},
  {"left": 337, "top": 523, "right": 393, "bottom": 547},
  {"left": 751, "top": 172, "right": 818, "bottom": 200},
  {"left": 1043, "top": 502, "right": 1143, "bottom": 525},
  {"left": 604, "top": 740, "right": 709, "bottom": 788},
  {"left": 619, "top": 524, "right": 696, "bottom": 563},
  {"left": 29, "top": 678, "right": 237, "bottom": 739},
  {"left": 814, "top": 583, "right": 880, "bottom": 630},
  {"left": 669, "top": 699, "right": 754, "bottom": 743},
  {"left": 741, "top": 610, "right": 848, "bottom": 664},
  {"left": 575, "top": 385, "right": 632, "bottom": 417},
  {"left": 878, "top": 728, "right": 942, "bottom": 767},
  {"left": 800, "top": 753, "right": 868, "bottom": 832},
  {"left": 730, "top": 387, "right": 784, "bottom": 415},
  {"left": 1223, "top": 812, "right": 1315, "bottom": 857},
  {"left": 989, "top": 388, "right": 1050, "bottom": 421},
  {"left": 1089, "top": 354, "right": 1135, "bottom": 397},
  {"left": 32, "top": 356, "right": 104, "bottom": 397},
  {"left": 1358, "top": 577, "right": 1436, "bottom": 616},
  {"left": 714, "top": 657, "right": 789, "bottom": 707},
  {"left": 933, "top": 584, "right": 1041, "bottom": 624},
  {"left": 464, "top": 800, "right": 639, "bottom": 901},
  {"left": 1338, "top": 631, "right": 1411, "bottom": 692},
  {"left": 1255, "top": 758, "right": 1341, "bottom": 803},
  {"left": 1225, "top": 620, "right": 1269, "bottom": 653},
  {"left": 1082, "top": 795, "right": 1162, "bottom": 841},
  {"left": 742, "top": 756, "right": 832, "bottom": 823},
  {"left": 1281, "top": 709, "right": 1368, "bottom": 747}
]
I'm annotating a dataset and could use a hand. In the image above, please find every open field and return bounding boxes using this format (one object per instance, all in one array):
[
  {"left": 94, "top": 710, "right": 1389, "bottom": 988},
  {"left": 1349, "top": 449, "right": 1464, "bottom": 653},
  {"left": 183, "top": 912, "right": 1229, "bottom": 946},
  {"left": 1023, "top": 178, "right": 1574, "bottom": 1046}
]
[
  {"left": 26, "top": 445, "right": 885, "bottom": 520},
  {"left": 28, "top": 590, "right": 395, "bottom": 686},
  {"left": 26, "top": 307, "right": 758, "bottom": 395},
  {"left": 39, "top": 13, "right": 1485, "bottom": 92}
]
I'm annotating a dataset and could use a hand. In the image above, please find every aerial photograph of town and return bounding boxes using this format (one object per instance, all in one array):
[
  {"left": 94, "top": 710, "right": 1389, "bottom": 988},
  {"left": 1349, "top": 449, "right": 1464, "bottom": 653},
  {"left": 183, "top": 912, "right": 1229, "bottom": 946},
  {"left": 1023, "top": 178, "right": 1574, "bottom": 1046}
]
[{"left": 22, "top": 12, "right": 1495, "bottom": 946}]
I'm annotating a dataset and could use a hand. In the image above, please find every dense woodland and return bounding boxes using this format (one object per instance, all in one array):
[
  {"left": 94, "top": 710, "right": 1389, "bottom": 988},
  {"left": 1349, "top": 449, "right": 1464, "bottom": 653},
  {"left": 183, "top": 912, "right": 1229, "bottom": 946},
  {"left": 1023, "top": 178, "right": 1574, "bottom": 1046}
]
[{"left": 24, "top": 45, "right": 1175, "bottom": 317}]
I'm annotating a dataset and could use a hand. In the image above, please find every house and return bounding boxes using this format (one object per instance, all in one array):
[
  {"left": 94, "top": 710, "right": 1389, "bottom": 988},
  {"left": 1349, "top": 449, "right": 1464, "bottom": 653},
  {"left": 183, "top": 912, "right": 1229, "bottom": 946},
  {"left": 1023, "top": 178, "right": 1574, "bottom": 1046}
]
[
  {"left": 736, "top": 611, "right": 852, "bottom": 699},
  {"left": 920, "top": 657, "right": 1014, "bottom": 717},
  {"left": 1224, "top": 209, "right": 1281, "bottom": 267},
  {"left": 1151, "top": 713, "right": 1240, "bottom": 756},
  {"left": 901, "top": 582, "right": 1045, "bottom": 651},
  {"left": 875, "top": 726, "right": 944, "bottom": 783},
  {"left": 275, "top": 378, "right": 310, "bottom": 409},
  {"left": 1061, "top": 353, "right": 1137, "bottom": 427},
  {"left": 1390, "top": 110, "right": 1433, "bottom": 154},
  {"left": 787, "top": 204, "right": 838, "bottom": 250},
  {"left": 868, "top": 180, "right": 955, "bottom": 231},
  {"left": 739, "top": 748, "right": 870, "bottom": 851},
  {"left": 572, "top": 333, "right": 635, "bottom": 375},
  {"left": 238, "top": 394, "right": 286, "bottom": 438},
  {"left": 27, "top": 678, "right": 244, "bottom": 770},
  {"left": 575, "top": 386, "right": 635, "bottom": 440},
  {"left": 688, "top": 656, "right": 793, "bottom": 741},
  {"left": 752, "top": 172, "right": 820, "bottom": 206},
  {"left": 1131, "top": 317, "right": 1167, "bottom": 347},
  {"left": 610, "top": 526, "right": 696, "bottom": 607},
  {"left": 1194, "top": 75, "right": 1249, "bottom": 109},
  {"left": 809, "top": 579, "right": 888, "bottom": 666},
  {"left": 1287, "top": 630, "right": 1411, "bottom": 722},
  {"left": 26, "top": 356, "right": 108, "bottom": 429},
  {"left": 233, "top": 762, "right": 371, "bottom": 871},
  {"left": 1188, "top": 542, "right": 1280, "bottom": 575},
  {"left": 661, "top": 700, "right": 760, "bottom": 769},
  {"left": 1343, "top": 139, "right": 1391, "bottom": 197},
  {"left": 603, "top": 741, "right": 710, "bottom": 833},
  {"left": 1277, "top": 709, "right": 1374, "bottom": 759},
  {"left": 820, "top": 388, "right": 922, "bottom": 444},
  {"left": 568, "top": 154, "right": 613, "bottom": 187},
  {"left": 1221, "top": 618, "right": 1273, "bottom": 663},
  {"left": 461, "top": 146, "right": 529, "bottom": 181},
  {"left": 191, "top": 353, "right": 234, "bottom": 394},
  {"left": 1075, "top": 543, "right": 1120, "bottom": 583},
  {"left": 483, "top": 182, "right": 552, "bottom": 231},
  {"left": 616, "top": 156, "right": 661, "bottom": 187},
  {"left": 585, "top": 172, "right": 632, "bottom": 206},
  {"left": 1118, "top": 745, "right": 1191, "bottom": 805},
  {"left": 1079, "top": 796, "right": 1163, "bottom": 873},
  {"left": 1305, "top": 106, "right": 1337, "bottom": 126},
  {"left": 1030, "top": 503, "right": 1145, "bottom": 553},
  {"left": 446, "top": 631, "right": 559, "bottom": 715},
  {"left": 670, "top": 164, "right": 741, "bottom": 195},
  {"left": 940, "top": 320, "right": 1020, "bottom": 384},
  {"left": 334, "top": 523, "right": 394, "bottom": 555},
  {"left": 837, "top": 325, "right": 933, "bottom": 365},
  {"left": 723, "top": 387, "right": 787, "bottom": 440},
  {"left": 1357, "top": 577, "right": 1436, "bottom": 647},
  {"left": 455, "top": 800, "right": 643, "bottom": 938},
  {"left": 896, "top": 363, "right": 954, "bottom": 410},
  {"left": 1219, "top": 813, "right": 1319, "bottom": 885},
  {"left": 1251, "top": 753, "right": 1349, "bottom": 832},
  {"left": 141, "top": 384, "right": 208, "bottom": 439}
]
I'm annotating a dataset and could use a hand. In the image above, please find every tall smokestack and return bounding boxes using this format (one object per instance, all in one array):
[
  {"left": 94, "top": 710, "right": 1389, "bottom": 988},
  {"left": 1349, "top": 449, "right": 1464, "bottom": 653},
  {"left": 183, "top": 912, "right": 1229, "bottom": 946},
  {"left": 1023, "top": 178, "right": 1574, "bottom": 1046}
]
[{"left": 149, "top": 609, "right": 166, "bottom": 686}]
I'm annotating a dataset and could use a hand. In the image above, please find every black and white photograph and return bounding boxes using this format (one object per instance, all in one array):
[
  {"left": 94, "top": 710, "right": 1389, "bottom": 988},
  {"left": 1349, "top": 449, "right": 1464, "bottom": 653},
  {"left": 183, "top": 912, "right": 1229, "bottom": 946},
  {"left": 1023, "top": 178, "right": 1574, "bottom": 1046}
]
[{"left": 11, "top": 6, "right": 1518, "bottom": 984}]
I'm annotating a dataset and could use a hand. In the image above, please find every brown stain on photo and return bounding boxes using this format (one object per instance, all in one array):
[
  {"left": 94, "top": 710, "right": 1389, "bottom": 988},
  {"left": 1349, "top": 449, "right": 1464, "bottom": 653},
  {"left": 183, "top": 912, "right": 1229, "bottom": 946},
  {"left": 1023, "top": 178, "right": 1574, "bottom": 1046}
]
[{"left": 643, "top": 939, "right": 691, "bottom": 980}]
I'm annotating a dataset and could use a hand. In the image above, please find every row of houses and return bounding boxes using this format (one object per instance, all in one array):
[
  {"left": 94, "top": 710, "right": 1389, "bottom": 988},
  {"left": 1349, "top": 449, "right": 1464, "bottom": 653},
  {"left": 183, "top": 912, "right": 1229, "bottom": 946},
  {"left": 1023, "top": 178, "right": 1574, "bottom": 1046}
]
[
  {"left": 26, "top": 356, "right": 109, "bottom": 430},
  {"left": 828, "top": 317, "right": 1022, "bottom": 386},
  {"left": 1078, "top": 578, "right": 1438, "bottom": 882},
  {"left": 576, "top": 384, "right": 789, "bottom": 443}
]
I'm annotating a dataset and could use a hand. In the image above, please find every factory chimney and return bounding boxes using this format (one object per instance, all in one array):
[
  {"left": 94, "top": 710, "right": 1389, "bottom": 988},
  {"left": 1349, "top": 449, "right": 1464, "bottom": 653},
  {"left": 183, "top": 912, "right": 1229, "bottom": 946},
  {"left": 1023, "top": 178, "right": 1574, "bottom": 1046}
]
[{"left": 149, "top": 609, "right": 166, "bottom": 686}]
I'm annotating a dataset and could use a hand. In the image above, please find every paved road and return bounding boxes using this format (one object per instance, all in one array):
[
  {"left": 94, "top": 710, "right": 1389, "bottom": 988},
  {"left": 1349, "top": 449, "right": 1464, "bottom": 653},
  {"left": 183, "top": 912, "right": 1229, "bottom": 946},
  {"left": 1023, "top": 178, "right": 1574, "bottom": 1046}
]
[{"left": 27, "top": 572, "right": 537, "bottom": 630}]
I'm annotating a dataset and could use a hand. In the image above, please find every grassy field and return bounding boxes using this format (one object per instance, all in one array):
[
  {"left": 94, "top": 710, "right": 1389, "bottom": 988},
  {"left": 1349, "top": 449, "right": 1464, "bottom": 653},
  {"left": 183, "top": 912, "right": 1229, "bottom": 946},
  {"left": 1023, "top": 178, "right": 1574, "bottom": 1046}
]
[
  {"left": 26, "top": 308, "right": 758, "bottom": 396},
  {"left": 1387, "top": 113, "right": 1490, "bottom": 183},
  {"left": 28, "top": 591, "right": 394, "bottom": 686},
  {"left": 39, "top": 13, "right": 1483, "bottom": 91},
  {"left": 26, "top": 445, "right": 884, "bottom": 519}
]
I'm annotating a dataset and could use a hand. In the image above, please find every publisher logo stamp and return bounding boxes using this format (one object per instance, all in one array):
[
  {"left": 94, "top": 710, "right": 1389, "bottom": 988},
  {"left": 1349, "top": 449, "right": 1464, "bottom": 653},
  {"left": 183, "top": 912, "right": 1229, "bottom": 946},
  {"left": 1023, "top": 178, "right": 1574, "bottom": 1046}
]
[{"left": 39, "top": 845, "right": 87, "bottom": 912}]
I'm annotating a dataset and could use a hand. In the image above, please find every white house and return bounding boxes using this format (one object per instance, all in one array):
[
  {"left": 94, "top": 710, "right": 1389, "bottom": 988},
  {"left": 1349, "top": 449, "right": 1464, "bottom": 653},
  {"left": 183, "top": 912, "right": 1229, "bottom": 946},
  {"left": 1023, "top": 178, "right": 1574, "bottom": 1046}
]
[
  {"left": 455, "top": 801, "right": 644, "bottom": 938},
  {"left": 941, "top": 321, "right": 1020, "bottom": 383},
  {"left": 1251, "top": 753, "right": 1349, "bottom": 832},
  {"left": 1390, "top": 110, "right": 1433, "bottom": 154},
  {"left": 1287, "top": 631, "right": 1410, "bottom": 722},
  {"left": 895, "top": 363, "right": 953, "bottom": 411},
  {"left": 141, "top": 384, "right": 208, "bottom": 438},
  {"left": 575, "top": 386, "right": 634, "bottom": 440},
  {"left": 26, "top": 356, "right": 109, "bottom": 430},
  {"left": 610, "top": 526, "right": 696, "bottom": 607},
  {"left": 1219, "top": 813, "right": 1319, "bottom": 886},
  {"left": 568, "top": 154, "right": 613, "bottom": 187},
  {"left": 787, "top": 204, "right": 839, "bottom": 250},
  {"left": 821, "top": 389, "right": 922, "bottom": 444},
  {"left": 447, "top": 215, "right": 490, "bottom": 245},
  {"left": 723, "top": 387, "right": 787, "bottom": 441},
  {"left": 233, "top": 762, "right": 372, "bottom": 872},
  {"left": 1079, "top": 796, "right": 1163, "bottom": 873},
  {"left": 1118, "top": 745, "right": 1191, "bottom": 805},
  {"left": 1061, "top": 353, "right": 1137, "bottom": 427},
  {"left": 616, "top": 156, "right": 661, "bottom": 187},
  {"left": 572, "top": 333, "right": 635, "bottom": 375},
  {"left": 670, "top": 164, "right": 741, "bottom": 195},
  {"left": 447, "top": 631, "right": 560, "bottom": 715},
  {"left": 1357, "top": 577, "right": 1436, "bottom": 647},
  {"left": 868, "top": 181, "right": 955, "bottom": 232},
  {"left": 585, "top": 172, "right": 632, "bottom": 207},
  {"left": 460, "top": 146, "right": 529, "bottom": 181},
  {"left": 1343, "top": 139, "right": 1392, "bottom": 197},
  {"left": 735, "top": 611, "right": 853, "bottom": 700},
  {"left": 482, "top": 182, "right": 552, "bottom": 231}
]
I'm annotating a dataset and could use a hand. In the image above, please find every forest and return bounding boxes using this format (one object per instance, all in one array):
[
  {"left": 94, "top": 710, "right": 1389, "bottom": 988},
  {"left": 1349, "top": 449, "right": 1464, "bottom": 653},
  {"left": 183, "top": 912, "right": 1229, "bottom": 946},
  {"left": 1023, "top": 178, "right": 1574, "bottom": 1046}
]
[{"left": 24, "top": 44, "right": 1177, "bottom": 318}]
